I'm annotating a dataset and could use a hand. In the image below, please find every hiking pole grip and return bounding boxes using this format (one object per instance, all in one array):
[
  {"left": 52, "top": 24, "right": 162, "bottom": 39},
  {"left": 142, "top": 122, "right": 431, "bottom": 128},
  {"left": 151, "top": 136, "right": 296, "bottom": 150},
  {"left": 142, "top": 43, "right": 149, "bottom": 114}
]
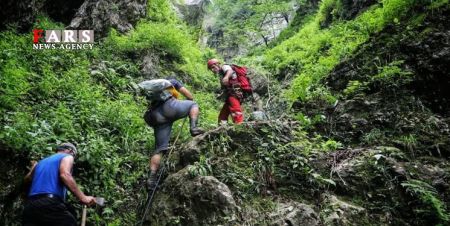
[{"left": 81, "top": 205, "right": 87, "bottom": 226}]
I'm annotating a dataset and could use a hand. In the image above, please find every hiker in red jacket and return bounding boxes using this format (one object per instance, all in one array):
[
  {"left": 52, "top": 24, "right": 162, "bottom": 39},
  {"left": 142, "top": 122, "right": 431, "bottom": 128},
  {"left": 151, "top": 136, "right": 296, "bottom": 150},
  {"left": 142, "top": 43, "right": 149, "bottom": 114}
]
[{"left": 207, "top": 59, "right": 245, "bottom": 125}]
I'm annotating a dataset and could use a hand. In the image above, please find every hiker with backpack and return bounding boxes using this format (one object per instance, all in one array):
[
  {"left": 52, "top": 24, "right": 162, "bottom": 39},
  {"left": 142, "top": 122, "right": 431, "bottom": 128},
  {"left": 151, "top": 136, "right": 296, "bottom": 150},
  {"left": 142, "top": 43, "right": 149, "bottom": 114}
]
[
  {"left": 137, "top": 78, "right": 204, "bottom": 192},
  {"left": 207, "top": 59, "right": 253, "bottom": 125}
]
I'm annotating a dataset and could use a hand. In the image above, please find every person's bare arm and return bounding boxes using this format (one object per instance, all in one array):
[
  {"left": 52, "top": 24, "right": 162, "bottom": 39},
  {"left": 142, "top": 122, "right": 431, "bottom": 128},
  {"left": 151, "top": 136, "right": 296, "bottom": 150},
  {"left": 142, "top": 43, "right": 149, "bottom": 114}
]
[
  {"left": 24, "top": 161, "right": 37, "bottom": 183},
  {"left": 222, "top": 69, "right": 234, "bottom": 86},
  {"left": 59, "top": 156, "right": 95, "bottom": 206},
  {"left": 23, "top": 161, "right": 37, "bottom": 196},
  {"left": 179, "top": 87, "right": 194, "bottom": 100}
]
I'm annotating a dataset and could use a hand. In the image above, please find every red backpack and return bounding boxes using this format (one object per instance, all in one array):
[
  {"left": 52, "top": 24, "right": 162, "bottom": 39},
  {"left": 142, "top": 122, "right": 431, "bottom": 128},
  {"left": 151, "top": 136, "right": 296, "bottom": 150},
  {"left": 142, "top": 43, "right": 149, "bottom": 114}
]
[{"left": 231, "top": 64, "right": 253, "bottom": 93}]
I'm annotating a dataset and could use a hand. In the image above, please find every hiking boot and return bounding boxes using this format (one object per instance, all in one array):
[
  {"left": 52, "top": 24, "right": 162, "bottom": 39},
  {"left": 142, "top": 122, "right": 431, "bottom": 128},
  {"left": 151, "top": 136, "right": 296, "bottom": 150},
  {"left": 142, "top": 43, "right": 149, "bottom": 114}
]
[
  {"left": 189, "top": 117, "right": 205, "bottom": 137},
  {"left": 146, "top": 172, "right": 158, "bottom": 192},
  {"left": 190, "top": 127, "right": 205, "bottom": 136}
]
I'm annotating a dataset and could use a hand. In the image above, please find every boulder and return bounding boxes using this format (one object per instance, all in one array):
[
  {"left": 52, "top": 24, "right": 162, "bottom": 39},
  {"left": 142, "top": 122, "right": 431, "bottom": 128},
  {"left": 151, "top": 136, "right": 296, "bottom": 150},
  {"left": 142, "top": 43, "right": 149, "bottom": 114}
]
[
  {"left": 270, "top": 202, "right": 320, "bottom": 226},
  {"left": 149, "top": 167, "right": 237, "bottom": 225},
  {"left": 171, "top": 0, "right": 210, "bottom": 26},
  {"left": 68, "top": 0, "right": 147, "bottom": 36},
  {"left": 320, "top": 194, "right": 367, "bottom": 225}
]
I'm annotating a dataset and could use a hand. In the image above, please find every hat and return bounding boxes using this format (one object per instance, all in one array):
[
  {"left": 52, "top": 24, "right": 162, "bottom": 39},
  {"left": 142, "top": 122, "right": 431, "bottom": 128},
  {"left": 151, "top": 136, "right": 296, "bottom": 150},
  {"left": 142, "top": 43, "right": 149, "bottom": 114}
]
[
  {"left": 57, "top": 142, "right": 78, "bottom": 156},
  {"left": 207, "top": 59, "right": 220, "bottom": 69}
]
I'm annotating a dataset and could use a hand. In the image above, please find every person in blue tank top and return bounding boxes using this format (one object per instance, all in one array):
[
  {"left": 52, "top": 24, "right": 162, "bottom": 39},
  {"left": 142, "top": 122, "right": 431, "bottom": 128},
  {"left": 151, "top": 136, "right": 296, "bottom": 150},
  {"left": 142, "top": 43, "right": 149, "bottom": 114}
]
[{"left": 22, "top": 142, "right": 96, "bottom": 226}]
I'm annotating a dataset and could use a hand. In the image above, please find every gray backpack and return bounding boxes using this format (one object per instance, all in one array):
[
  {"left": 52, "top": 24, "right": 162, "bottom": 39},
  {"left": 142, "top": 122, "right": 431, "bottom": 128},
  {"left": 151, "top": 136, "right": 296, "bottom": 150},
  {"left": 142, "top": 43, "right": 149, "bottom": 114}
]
[{"left": 138, "top": 79, "right": 173, "bottom": 102}]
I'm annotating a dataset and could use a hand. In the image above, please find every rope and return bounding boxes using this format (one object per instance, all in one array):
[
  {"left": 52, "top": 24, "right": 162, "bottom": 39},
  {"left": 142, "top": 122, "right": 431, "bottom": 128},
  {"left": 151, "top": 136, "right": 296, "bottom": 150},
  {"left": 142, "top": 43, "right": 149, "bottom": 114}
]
[{"left": 138, "top": 117, "right": 187, "bottom": 226}]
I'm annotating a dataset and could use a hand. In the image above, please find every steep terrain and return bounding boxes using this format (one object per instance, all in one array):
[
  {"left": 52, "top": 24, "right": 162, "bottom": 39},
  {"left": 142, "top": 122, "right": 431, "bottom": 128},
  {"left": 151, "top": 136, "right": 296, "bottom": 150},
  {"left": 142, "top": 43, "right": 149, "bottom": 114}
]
[
  {"left": 150, "top": 0, "right": 450, "bottom": 225},
  {"left": 1, "top": 0, "right": 219, "bottom": 224},
  {"left": 1, "top": 0, "right": 449, "bottom": 225}
]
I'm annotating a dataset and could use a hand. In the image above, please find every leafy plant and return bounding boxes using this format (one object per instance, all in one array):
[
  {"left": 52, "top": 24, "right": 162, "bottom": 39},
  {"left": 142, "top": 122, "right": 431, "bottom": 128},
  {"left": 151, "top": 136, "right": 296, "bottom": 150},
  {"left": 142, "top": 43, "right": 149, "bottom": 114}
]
[
  {"left": 371, "top": 60, "right": 414, "bottom": 89},
  {"left": 362, "top": 128, "right": 386, "bottom": 145},
  {"left": 398, "top": 134, "right": 418, "bottom": 157},
  {"left": 322, "top": 139, "right": 343, "bottom": 151},
  {"left": 188, "top": 155, "right": 213, "bottom": 177},
  {"left": 401, "top": 179, "right": 450, "bottom": 223},
  {"left": 343, "top": 80, "right": 367, "bottom": 96}
]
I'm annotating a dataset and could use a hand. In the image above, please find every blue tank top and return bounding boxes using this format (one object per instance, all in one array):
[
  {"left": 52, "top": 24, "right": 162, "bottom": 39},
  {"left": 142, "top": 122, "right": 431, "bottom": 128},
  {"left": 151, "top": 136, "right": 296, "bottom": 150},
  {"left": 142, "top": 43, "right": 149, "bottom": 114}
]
[{"left": 29, "top": 153, "right": 71, "bottom": 200}]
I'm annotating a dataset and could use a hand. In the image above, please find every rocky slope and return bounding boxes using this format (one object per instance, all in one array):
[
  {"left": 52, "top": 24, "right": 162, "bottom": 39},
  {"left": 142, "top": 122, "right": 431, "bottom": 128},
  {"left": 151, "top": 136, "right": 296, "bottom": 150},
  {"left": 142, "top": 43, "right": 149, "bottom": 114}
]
[
  {"left": 197, "top": 0, "right": 301, "bottom": 61},
  {"left": 1, "top": 0, "right": 449, "bottom": 225},
  {"left": 145, "top": 1, "right": 450, "bottom": 225}
]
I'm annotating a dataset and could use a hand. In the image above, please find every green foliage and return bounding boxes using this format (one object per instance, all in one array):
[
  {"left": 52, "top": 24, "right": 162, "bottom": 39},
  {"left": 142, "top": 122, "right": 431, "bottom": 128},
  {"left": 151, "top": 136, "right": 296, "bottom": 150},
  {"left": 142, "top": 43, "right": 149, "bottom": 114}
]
[
  {"left": 343, "top": 80, "right": 367, "bottom": 96},
  {"left": 317, "top": 0, "right": 343, "bottom": 27},
  {"left": 401, "top": 179, "right": 450, "bottom": 223},
  {"left": 321, "top": 139, "right": 343, "bottom": 151},
  {"left": 0, "top": 32, "right": 31, "bottom": 111},
  {"left": 429, "top": 0, "right": 449, "bottom": 9},
  {"left": 397, "top": 134, "right": 418, "bottom": 156},
  {"left": 371, "top": 60, "right": 414, "bottom": 89},
  {"left": 362, "top": 128, "right": 386, "bottom": 145},
  {"left": 261, "top": 0, "right": 436, "bottom": 103},
  {"left": 193, "top": 122, "right": 336, "bottom": 202},
  {"left": 147, "top": 0, "right": 178, "bottom": 23},
  {"left": 205, "top": 0, "right": 296, "bottom": 58},
  {"left": 107, "top": 22, "right": 216, "bottom": 88},
  {"left": 0, "top": 2, "right": 219, "bottom": 222},
  {"left": 188, "top": 154, "right": 213, "bottom": 177},
  {"left": 32, "top": 14, "right": 66, "bottom": 30},
  {"left": 311, "top": 172, "right": 336, "bottom": 186},
  {"left": 0, "top": 20, "right": 156, "bottom": 223}
]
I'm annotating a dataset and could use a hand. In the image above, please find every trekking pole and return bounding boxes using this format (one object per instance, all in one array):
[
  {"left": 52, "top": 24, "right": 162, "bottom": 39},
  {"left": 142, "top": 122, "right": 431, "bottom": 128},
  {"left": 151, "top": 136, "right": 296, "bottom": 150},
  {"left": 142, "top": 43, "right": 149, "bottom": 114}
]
[
  {"left": 138, "top": 117, "right": 187, "bottom": 226},
  {"left": 81, "top": 205, "right": 87, "bottom": 226}
]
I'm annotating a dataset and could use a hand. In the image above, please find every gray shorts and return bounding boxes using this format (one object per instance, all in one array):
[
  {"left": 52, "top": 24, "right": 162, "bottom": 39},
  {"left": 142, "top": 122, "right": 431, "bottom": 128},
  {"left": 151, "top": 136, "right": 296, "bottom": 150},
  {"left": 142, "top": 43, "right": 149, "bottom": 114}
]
[{"left": 144, "top": 98, "right": 197, "bottom": 153}]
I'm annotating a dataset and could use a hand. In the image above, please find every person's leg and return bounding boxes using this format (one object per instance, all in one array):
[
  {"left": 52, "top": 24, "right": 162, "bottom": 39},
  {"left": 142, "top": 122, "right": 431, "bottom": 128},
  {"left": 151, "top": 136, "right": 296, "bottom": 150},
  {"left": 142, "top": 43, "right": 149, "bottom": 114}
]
[
  {"left": 148, "top": 122, "right": 172, "bottom": 191},
  {"left": 163, "top": 99, "right": 204, "bottom": 136},
  {"left": 218, "top": 102, "right": 230, "bottom": 125},
  {"left": 150, "top": 153, "right": 162, "bottom": 172},
  {"left": 22, "top": 200, "right": 38, "bottom": 226},
  {"left": 227, "top": 96, "right": 244, "bottom": 124},
  {"left": 24, "top": 198, "right": 76, "bottom": 226},
  {"left": 52, "top": 202, "right": 77, "bottom": 226},
  {"left": 188, "top": 104, "right": 204, "bottom": 136}
]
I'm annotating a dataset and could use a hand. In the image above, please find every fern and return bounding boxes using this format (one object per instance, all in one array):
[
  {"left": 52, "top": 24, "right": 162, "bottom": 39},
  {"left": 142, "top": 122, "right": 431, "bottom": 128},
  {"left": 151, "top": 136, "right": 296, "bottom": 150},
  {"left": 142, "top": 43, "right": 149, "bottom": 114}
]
[{"left": 401, "top": 179, "right": 450, "bottom": 223}]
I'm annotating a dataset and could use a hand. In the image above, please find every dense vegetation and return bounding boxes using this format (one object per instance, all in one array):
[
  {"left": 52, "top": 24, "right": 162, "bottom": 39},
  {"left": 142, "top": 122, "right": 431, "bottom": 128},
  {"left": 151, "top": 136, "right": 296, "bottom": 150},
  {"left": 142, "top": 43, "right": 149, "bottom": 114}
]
[
  {"left": 1, "top": 0, "right": 449, "bottom": 225},
  {"left": 0, "top": 0, "right": 219, "bottom": 224}
]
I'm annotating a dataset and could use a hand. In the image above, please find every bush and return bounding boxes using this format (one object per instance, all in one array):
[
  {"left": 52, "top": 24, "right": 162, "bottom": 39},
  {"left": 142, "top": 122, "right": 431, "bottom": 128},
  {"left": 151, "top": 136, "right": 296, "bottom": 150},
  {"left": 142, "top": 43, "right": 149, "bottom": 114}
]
[{"left": 262, "top": 0, "right": 426, "bottom": 103}]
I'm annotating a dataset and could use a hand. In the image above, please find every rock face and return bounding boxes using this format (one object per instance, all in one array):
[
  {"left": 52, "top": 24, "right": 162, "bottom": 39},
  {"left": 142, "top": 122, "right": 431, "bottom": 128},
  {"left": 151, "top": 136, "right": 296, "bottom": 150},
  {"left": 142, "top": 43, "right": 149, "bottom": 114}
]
[
  {"left": 171, "top": 0, "right": 209, "bottom": 26},
  {"left": 0, "top": 0, "right": 146, "bottom": 36},
  {"left": 149, "top": 168, "right": 237, "bottom": 226},
  {"left": 320, "top": 0, "right": 377, "bottom": 28},
  {"left": 199, "top": 1, "right": 298, "bottom": 60},
  {"left": 320, "top": 194, "right": 367, "bottom": 225},
  {"left": 270, "top": 202, "right": 320, "bottom": 226},
  {"left": 68, "top": 0, "right": 147, "bottom": 36},
  {"left": 205, "top": 13, "right": 294, "bottom": 61},
  {"left": 340, "top": 0, "right": 377, "bottom": 20}
]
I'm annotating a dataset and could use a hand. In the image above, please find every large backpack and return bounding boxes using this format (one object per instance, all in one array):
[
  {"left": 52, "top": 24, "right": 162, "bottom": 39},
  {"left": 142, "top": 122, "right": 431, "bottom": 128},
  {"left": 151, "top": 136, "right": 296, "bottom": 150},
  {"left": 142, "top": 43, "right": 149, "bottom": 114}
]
[
  {"left": 230, "top": 64, "right": 253, "bottom": 94},
  {"left": 138, "top": 79, "right": 173, "bottom": 102}
]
